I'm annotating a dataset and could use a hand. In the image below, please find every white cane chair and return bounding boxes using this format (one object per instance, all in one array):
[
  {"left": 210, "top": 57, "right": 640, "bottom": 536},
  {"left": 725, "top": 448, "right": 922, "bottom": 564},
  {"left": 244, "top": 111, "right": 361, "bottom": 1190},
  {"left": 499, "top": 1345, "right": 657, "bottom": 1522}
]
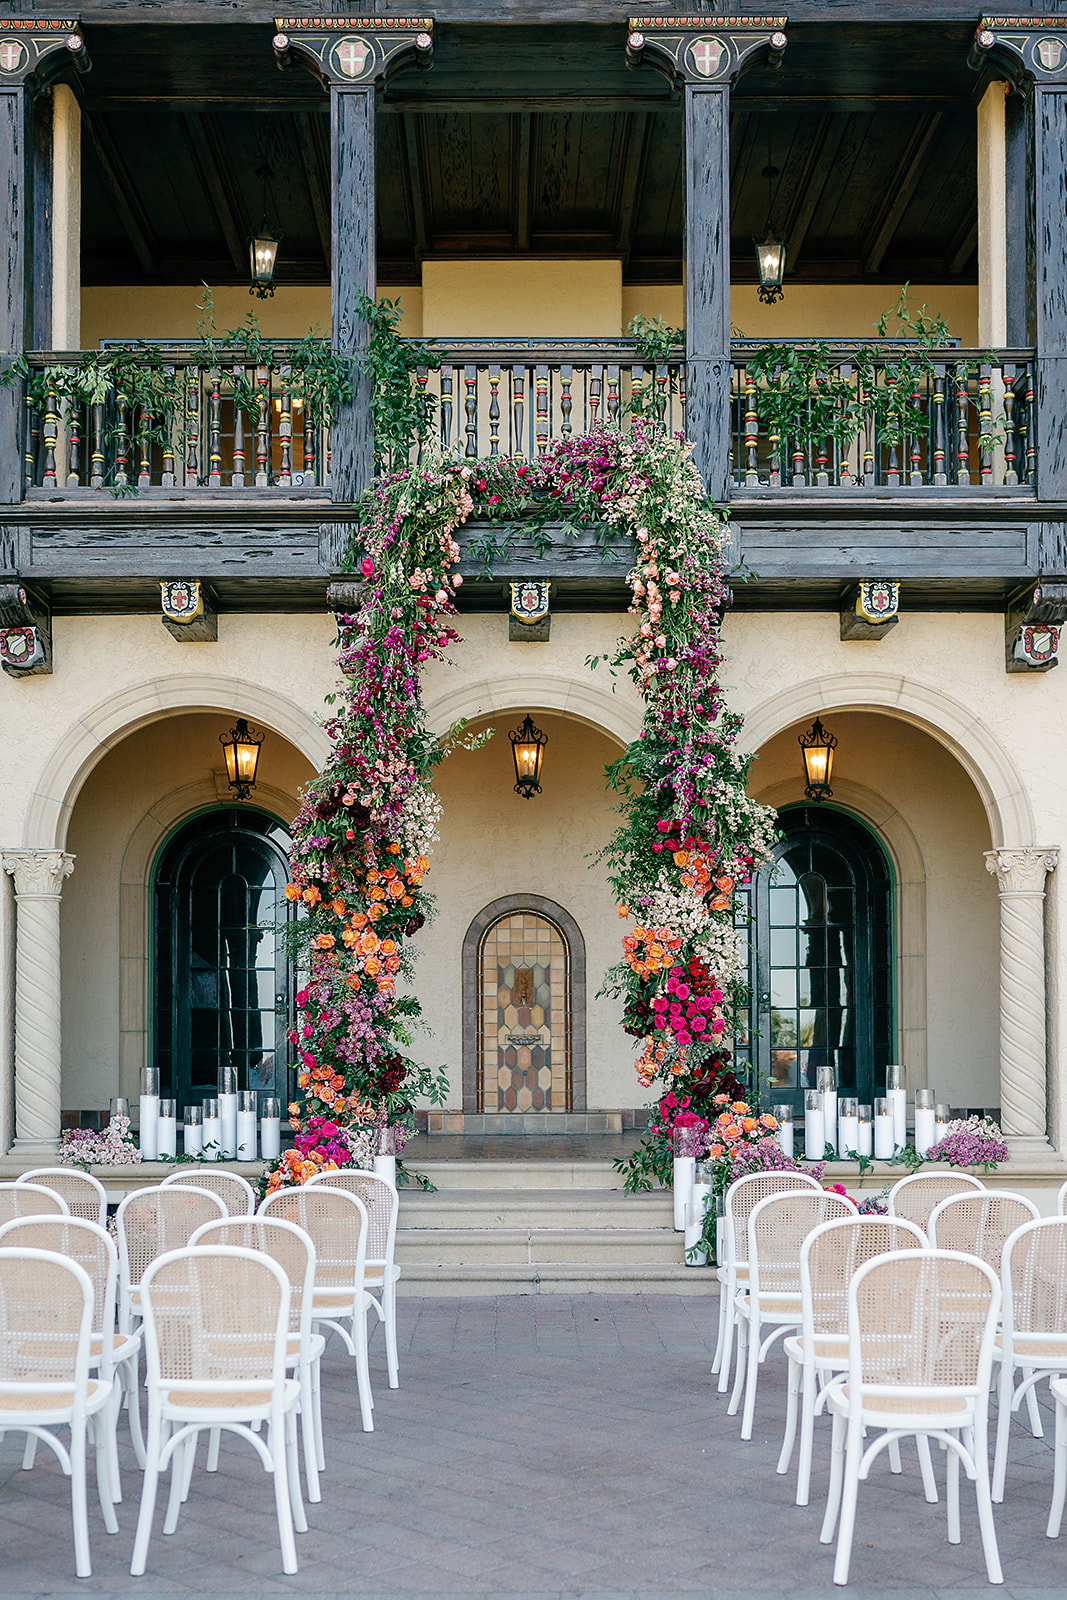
[
  {"left": 1045, "top": 1376, "right": 1067, "bottom": 1537},
  {"left": 18, "top": 1167, "right": 108, "bottom": 1229},
  {"left": 887, "top": 1170, "right": 984, "bottom": 1231},
  {"left": 0, "top": 1246, "right": 118, "bottom": 1578},
  {"left": 160, "top": 1167, "right": 257, "bottom": 1216},
  {"left": 130, "top": 1245, "right": 303, "bottom": 1577},
  {"left": 191, "top": 1214, "right": 325, "bottom": 1502},
  {"left": 730, "top": 1187, "right": 855, "bottom": 1440},
  {"left": 713, "top": 1169, "right": 823, "bottom": 1394},
  {"left": 778, "top": 1215, "right": 929, "bottom": 1505},
  {"left": 1055, "top": 1180, "right": 1067, "bottom": 1216},
  {"left": 306, "top": 1168, "right": 401, "bottom": 1388},
  {"left": 115, "top": 1184, "right": 227, "bottom": 1334},
  {"left": 0, "top": 1181, "right": 69, "bottom": 1222},
  {"left": 992, "top": 1215, "right": 1067, "bottom": 1503},
  {"left": 260, "top": 1184, "right": 375, "bottom": 1432},
  {"left": 821, "top": 1249, "right": 1002, "bottom": 1587}
]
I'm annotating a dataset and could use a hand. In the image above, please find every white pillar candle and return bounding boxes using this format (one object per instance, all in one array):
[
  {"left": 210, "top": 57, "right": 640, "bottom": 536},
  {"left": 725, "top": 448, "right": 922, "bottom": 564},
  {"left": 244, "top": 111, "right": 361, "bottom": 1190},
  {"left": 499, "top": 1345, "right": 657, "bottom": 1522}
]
[
  {"left": 837, "top": 1098, "right": 859, "bottom": 1159},
  {"left": 934, "top": 1103, "right": 950, "bottom": 1146},
  {"left": 886, "top": 1065, "right": 908, "bottom": 1150},
  {"left": 218, "top": 1094, "right": 238, "bottom": 1160},
  {"left": 684, "top": 1198, "right": 708, "bottom": 1266},
  {"left": 857, "top": 1106, "right": 873, "bottom": 1158},
  {"left": 139, "top": 1067, "right": 159, "bottom": 1161},
  {"left": 804, "top": 1090, "right": 824, "bottom": 1160},
  {"left": 157, "top": 1099, "right": 177, "bottom": 1159},
  {"left": 236, "top": 1091, "right": 257, "bottom": 1161},
  {"left": 873, "top": 1097, "right": 894, "bottom": 1159},
  {"left": 260, "top": 1096, "right": 281, "bottom": 1161},
  {"left": 202, "top": 1100, "right": 221, "bottom": 1161},
  {"left": 183, "top": 1107, "right": 203, "bottom": 1158},
  {"left": 914, "top": 1089, "right": 936, "bottom": 1157},
  {"left": 672, "top": 1154, "right": 695, "bottom": 1232},
  {"left": 774, "top": 1104, "right": 794, "bottom": 1159},
  {"left": 821, "top": 1090, "right": 837, "bottom": 1157}
]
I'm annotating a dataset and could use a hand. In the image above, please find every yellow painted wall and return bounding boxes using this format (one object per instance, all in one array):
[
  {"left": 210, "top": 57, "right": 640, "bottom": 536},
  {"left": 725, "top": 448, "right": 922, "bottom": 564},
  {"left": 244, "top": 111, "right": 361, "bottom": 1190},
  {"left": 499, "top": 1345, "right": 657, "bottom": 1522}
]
[
  {"left": 79, "top": 286, "right": 421, "bottom": 348},
  {"left": 622, "top": 286, "right": 684, "bottom": 331},
  {"left": 421, "top": 260, "right": 622, "bottom": 337},
  {"left": 730, "top": 284, "right": 980, "bottom": 344}
]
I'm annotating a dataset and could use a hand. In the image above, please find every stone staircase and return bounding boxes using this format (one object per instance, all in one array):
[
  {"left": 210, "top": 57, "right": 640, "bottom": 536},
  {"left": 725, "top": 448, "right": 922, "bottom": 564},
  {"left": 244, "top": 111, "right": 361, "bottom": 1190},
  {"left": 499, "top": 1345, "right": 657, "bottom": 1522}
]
[{"left": 395, "top": 1158, "right": 718, "bottom": 1296}]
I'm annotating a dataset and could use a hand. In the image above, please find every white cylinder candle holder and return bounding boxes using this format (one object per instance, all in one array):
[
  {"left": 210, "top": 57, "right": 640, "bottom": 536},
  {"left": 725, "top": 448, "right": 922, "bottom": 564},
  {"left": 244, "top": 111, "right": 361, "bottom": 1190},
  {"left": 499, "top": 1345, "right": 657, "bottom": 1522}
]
[
  {"left": 935, "top": 1103, "right": 951, "bottom": 1146},
  {"left": 857, "top": 1104, "right": 873, "bottom": 1158},
  {"left": 201, "top": 1098, "right": 221, "bottom": 1161},
  {"left": 804, "top": 1090, "right": 824, "bottom": 1161},
  {"left": 684, "top": 1197, "right": 709, "bottom": 1266},
  {"left": 373, "top": 1153, "right": 397, "bottom": 1186},
  {"left": 817, "top": 1065, "right": 837, "bottom": 1158},
  {"left": 139, "top": 1067, "right": 159, "bottom": 1161},
  {"left": 183, "top": 1105, "right": 203, "bottom": 1157},
  {"left": 873, "top": 1096, "right": 894, "bottom": 1160},
  {"left": 260, "top": 1096, "right": 281, "bottom": 1161},
  {"left": 838, "top": 1097, "right": 859, "bottom": 1159},
  {"left": 236, "top": 1090, "right": 258, "bottom": 1161},
  {"left": 914, "top": 1088, "right": 936, "bottom": 1157},
  {"left": 886, "top": 1064, "right": 908, "bottom": 1151},
  {"left": 157, "top": 1098, "right": 177, "bottom": 1159},
  {"left": 218, "top": 1067, "right": 238, "bottom": 1160},
  {"left": 672, "top": 1154, "right": 695, "bottom": 1232},
  {"left": 110, "top": 1096, "right": 131, "bottom": 1123},
  {"left": 773, "top": 1103, "right": 794, "bottom": 1159}
]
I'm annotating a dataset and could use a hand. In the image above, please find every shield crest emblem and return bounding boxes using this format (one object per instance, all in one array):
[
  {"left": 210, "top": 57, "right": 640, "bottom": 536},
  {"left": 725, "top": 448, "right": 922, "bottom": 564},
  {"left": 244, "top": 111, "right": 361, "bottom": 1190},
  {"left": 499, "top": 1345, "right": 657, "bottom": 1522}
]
[
  {"left": 510, "top": 581, "right": 551, "bottom": 624},
  {"left": 160, "top": 579, "right": 204, "bottom": 624},
  {"left": 1036, "top": 37, "right": 1065, "bottom": 71},
  {"left": 333, "top": 37, "right": 371, "bottom": 79},
  {"left": 689, "top": 37, "right": 726, "bottom": 78},
  {"left": 857, "top": 579, "right": 900, "bottom": 624},
  {"left": 1022, "top": 624, "right": 1059, "bottom": 664},
  {"left": 0, "top": 626, "right": 42, "bottom": 669}
]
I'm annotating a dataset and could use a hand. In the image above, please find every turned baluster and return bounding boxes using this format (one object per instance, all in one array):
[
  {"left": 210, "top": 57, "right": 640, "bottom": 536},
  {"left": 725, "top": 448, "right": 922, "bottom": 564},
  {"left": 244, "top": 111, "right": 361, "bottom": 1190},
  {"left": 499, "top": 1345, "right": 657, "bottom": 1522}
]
[
  {"left": 534, "top": 365, "right": 549, "bottom": 454},
  {"left": 511, "top": 366, "right": 525, "bottom": 455},
  {"left": 414, "top": 367, "right": 429, "bottom": 463},
  {"left": 114, "top": 381, "right": 130, "bottom": 487},
  {"left": 159, "top": 365, "right": 175, "bottom": 486},
  {"left": 231, "top": 365, "right": 246, "bottom": 486},
  {"left": 838, "top": 363, "right": 853, "bottom": 485},
  {"left": 40, "top": 376, "right": 58, "bottom": 488},
  {"left": 66, "top": 396, "right": 82, "bottom": 486},
  {"left": 815, "top": 421, "right": 829, "bottom": 487},
  {"left": 589, "top": 364, "right": 602, "bottom": 428},
  {"left": 655, "top": 363, "right": 669, "bottom": 425},
  {"left": 303, "top": 402, "right": 316, "bottom": 484},
  {"left": 1002, "top": 363, "right": 1017, "bottom": 486},
  {"left": 630, "top": 362, "right": 644, "bottom": 422},
  {"left": 743, "top": 367, "right": 758, "bottom": 486},
  {"left": 907, "top": 377, "right": 922, "bottom": 484},
  {"left": 606, "top": 365, "right": 620, "bottom": 425},
  {"left": 768, "top": 422, "right": 782, "bottom": 487},
  {"left": 955, "top": 362, "right": 970, "bottom": 485},
  {"left": 440, "top": 367, "right": 453, "bottom": 450},
  {"left": 884, "top": 369, "right": 899, "bottom": 487},
  {"left": 978, "top": 362, "right": 993, "bottom": 485},
  {"left": 255, "top": 366, "right": 270, "bottom": 485},
  {"left": 206, "top": 369, "right": 222, "bottom": 486},
  {"left": 277, "top": 364, "right": 293, "bottom": 485},
  {"left": 560, "top": 365, "right": 573, "bottom": 436},
  {"left": 23, "top": 389, "right": 38, "bottom": 490},
  {"left": 860, "top": 375, "right": 875, "bottom": 486},
  {"left": 464, "top": 364, "right": 478, "bottom": 458},
  {"left": 184, "top": 368, "right": 200, "bottom": 484},
  {"left": 488, "top": 365, "right": 501, "bottom": 456},
  {"left": 932, "top": 363, "right": 947, "bottom": 484},
  {"left": 90, "top": 400, "right": 105, "bottom": 489},
  {"left": 137, "top": 401, "right": 152, "bottom": 488}
]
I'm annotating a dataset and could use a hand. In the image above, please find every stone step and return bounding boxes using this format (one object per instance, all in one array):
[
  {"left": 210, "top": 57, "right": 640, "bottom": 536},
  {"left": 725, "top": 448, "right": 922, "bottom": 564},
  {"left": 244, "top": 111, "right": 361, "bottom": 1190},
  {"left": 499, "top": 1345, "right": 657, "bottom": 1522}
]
[
  {"left": 399, "top": 1187, "right": 673, "bottom": 1231},
  {"left": 407, "top": 1159, "right": 639, "bottom": 1191},
  {"left": 396, "top": 1262, "right": 719, "bottom": 1297},
  {"left": 396, "top": 1225, "right": 681, "bottom": 1266}
]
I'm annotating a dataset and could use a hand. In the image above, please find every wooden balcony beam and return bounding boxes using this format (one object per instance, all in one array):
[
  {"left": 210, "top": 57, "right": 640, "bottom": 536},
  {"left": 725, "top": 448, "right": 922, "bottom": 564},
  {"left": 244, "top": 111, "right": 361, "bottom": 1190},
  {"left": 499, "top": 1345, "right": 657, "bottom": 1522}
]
[
  {"left": 862, "top": 111, "right": 944, "bottom": 276},
  {"left": 179, "top": 110, "right": 247, "bottom": 276}
]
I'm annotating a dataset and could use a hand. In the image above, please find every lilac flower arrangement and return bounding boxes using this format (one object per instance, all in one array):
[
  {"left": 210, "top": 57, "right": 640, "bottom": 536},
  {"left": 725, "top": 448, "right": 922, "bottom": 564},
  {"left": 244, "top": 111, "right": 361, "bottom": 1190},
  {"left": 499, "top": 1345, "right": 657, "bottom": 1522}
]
[
  {"left": 924, "top": 1115, "right": 1009, "bottom": 1172},
  {"left": 60, "top": 1113, "right": 141, "bottom": 1169}
]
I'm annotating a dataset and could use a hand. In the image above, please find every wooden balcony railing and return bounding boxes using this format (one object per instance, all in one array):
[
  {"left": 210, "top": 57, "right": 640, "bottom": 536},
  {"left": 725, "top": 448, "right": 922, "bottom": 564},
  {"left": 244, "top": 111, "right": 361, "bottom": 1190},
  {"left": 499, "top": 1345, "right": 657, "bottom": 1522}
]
[
  {"left": 21, "top": 344, "right": 331, "bottom": 492},
  {"left": 730, "top": 342, "right": 1037, "bottom": 491}
]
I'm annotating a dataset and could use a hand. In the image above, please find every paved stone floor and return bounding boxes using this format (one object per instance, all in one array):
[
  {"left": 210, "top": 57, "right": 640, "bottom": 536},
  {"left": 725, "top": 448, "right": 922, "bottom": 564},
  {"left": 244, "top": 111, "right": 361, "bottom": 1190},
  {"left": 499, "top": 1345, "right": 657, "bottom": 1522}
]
[{"left": 0, "top": 1294, "right": 1063, "bottom": 1599}]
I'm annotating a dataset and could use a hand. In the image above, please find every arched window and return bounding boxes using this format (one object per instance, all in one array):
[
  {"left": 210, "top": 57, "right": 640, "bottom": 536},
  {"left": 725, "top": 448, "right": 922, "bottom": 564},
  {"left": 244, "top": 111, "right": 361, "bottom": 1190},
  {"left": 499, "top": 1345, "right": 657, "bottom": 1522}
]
[
  {"left": 735, "top": 806, "right": 894, "bottom": 1117},
  {"left": 152, "top": 808, "right": 294, "bottom": 1111},
  {"left": 462, "top": 896, "right": 586, "bottom": 1114}
]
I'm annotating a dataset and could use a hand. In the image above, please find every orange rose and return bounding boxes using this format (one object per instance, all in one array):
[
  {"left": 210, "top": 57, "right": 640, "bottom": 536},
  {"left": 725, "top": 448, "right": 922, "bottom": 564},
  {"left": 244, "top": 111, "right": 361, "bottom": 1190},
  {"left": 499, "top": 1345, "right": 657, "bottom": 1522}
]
[
  {"left": 313, "top": 933, "right": 335, "bottom": 950},
  {"left": 284, "top": 883, "right": 300, "bottom": 902},
  {"left": 364, "top": 956, "right": 382, "bottom": 977},
  {"left": 673, "top": 850, "right": 690, "bottom": 867},
  {"left": 302, "top": 885, "right": 321, "bottom": 905}
]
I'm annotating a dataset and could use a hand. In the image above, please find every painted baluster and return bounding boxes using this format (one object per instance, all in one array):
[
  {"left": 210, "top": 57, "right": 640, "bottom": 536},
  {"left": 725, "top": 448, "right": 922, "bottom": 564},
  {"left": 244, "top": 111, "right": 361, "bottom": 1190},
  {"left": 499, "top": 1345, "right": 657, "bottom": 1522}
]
[
  {"left": 655, "top": 363, "right": 669, "bottom": 425},
  {"left": 440, "top": 367, "right": 453, "bottom": 450},
  {"left": 114, "top": 381, "right": 130, "bottom": 487},
  {"left": 206, "top": 369, "right": 222, "bottom": 486},
  {"left": 414, "top": 367, "right": 429, "bottom": 463},
  {"left": 184, "top": 368, "right": 200, "bottom": 485},
  {"left": 932, "top": 363, "right": 947, "bottom": 484},
  {"left": 978, "top": 361, "right": 993, "bottom": 485},
  {"left": 303, "top": 402, "right": 317, "bottom": 485},
  {"left": 560, "top": 364, "right": 573, "bottom": 436},
  {"left": 1002, "top": 362, "right": 1017, "bottom": 486},
  {"left": 23, "top": 389, "right": 38, "bottom": 491},
  {"left": 589, "top": 364, "right": 603, "bottom": 427},
  {"left": 278, "top": 364, "right": 293, "bottom": 484},
  {"left": 488, "top": 365, "right": 501, "bottom": 456},
  {"left": 885, "top": 368, "right": 899, "bottom": 487},
  {"left": 158, "top": 365, "right": 175, "bottom": 487},
  {"left": 743, "top": 367, "right": 759, "bottom": 485},
  {"left": 90, "top": 400, "right": 105, "bottom": 489},
  {"left": 815, "top": 425, "right": 829, "bottom": 487},
  {"left": 630, "top": 361, "right": 644, "bottom": 422},
  {"left": 511, "top": 366, "right": 525, "bottom": 456},
  {"left": 231, "top": 366, "right": 246, "bottom": 486},
  {"left": 860, "top": 374, "right": 875, "bottom": 486},
  {"left": 66, "top": 395, "right": 81, "bottom": 486},
  {"left": 1023, "top": 364, "right": 1035, "bottom": 484},
  {"left": 838, "top": 363, "right": 853, "bottom": 485},
  {"left": 255, "top": 366, "right": 269, "bottom": 485},
  {"left": 678, "top": 363, "right": 686, "bottom": 432},
  {"left": 955, "top": 362, "right": 970, "bottom": 485},
  {"left": 606, "top": 365, "right": 620, "bottom": 425},
  {"left": 908, "top": 377, "right": 922, "bottom": 484},
  {"left": 137, "top": 401, "right": 152, "bottom": 488},
  {"left": 534, "top": 365, "right": 549, "bottom": 454},
  {"left": 41, "top": 376, "right": 58, "bottom": 488},
  {"left": 464, "top": 364, "right": 478, "bottom": 458}
]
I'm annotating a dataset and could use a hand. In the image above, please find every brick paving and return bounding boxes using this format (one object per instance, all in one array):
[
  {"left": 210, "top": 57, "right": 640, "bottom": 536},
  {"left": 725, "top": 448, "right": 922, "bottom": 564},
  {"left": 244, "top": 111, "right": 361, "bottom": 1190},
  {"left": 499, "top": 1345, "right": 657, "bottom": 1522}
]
[{"left": 0, "top": 1293, "right": 1063, "bottom": 1598}]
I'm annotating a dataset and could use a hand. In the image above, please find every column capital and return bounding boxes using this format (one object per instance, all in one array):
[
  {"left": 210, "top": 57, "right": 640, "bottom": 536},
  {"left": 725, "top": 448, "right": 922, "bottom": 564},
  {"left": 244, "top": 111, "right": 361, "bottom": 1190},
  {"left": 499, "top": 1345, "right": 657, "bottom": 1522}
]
[
  {"left": 626, "top": 16, "right": 786, "bottom": 89},
  {"left": 985, "top": 846, "right": 1059, "bottom": 894},
  {"left": 1, "top": 849, "right": 74, "bottom": 898}
]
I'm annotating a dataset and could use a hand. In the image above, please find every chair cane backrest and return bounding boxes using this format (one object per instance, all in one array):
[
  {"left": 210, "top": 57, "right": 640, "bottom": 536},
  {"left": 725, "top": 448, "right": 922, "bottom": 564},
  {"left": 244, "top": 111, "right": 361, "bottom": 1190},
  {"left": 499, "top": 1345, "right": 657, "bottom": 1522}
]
[
  {"left": 1056, "top": 1180, "right": 1067, "bottom": 1217},
  {"left": 139, "top": 1246, "right": 289, "bottom": 1397},
  {"left": 928, "top": 1190, "right": 1040, "bottom": 1268},
  {"left": 259, "top": 1185, "right": 368, "bottom": 1296},
  {"left": 0, "top": 1247, "right": 94, "bottom": 1394},
  {"left": 747, "top": 1191, "right": 855, "bottom": 1298},
  {"left": 800, "top": 1216, "right": 929, "bottom": 1342},
  {"left": 159, "top": 1168, "right": 257, "bottom": 1216},
  {"left": 0, "top": 1182, "right": 69, "bottom": 1223},
  {"left": 848, "top": 1249, "right": 999, "bottom": 1396},
  {"left": 723, "top": 1170, "right": 822, "bottom": 1266},
  {"left": 0, "top": 1216, "right": 117, "bottom": 1337},
  {"left": 305, "top": 1170, "right": 397, "bottom": 1267},
  {"left": 116, "top": 1185, "right": 227, "bottom": 1291},
  {"left": 17, "top": 1168, "right": 107, "bottom": 1229},
  {"left": 1001, "top": 1217, "right": 1067, "bottom": 1345},
  {"left": 887, "top": 1171, "right": 984, "bottom": 1229},
  {"left": 190, "top": 1216, "right": 316, "bottom": 1337}
]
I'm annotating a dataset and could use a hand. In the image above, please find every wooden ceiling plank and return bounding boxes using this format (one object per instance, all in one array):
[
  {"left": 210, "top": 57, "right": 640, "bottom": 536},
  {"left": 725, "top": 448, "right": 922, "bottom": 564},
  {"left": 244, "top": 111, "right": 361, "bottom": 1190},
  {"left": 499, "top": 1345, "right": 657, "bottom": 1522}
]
[
  {"left": 614, "top": 111, "right": 648, "bottom": 269},
  {"left": 862, "top": 110, "right": 944, "bottom": 276},
  {"left": 295, "top": 111, "right": 332, "bottom": 267},
  {"left": 514, "top": 110, "right": 532, "bottom": 251},
  {"left": 401, "top": 113, "right": 430, "bottom": 262},
  {"left": 947, "top": 215, "right": 978, "bottom": 276},
  {"left": 180, "top": 110, "right": 246, "bottom": 276},
  {"left": 785, "top": 111, "right": 851, "bottom": 274},
  {"left": 78, "top": 100, "right": 157, "bottom": 278}
]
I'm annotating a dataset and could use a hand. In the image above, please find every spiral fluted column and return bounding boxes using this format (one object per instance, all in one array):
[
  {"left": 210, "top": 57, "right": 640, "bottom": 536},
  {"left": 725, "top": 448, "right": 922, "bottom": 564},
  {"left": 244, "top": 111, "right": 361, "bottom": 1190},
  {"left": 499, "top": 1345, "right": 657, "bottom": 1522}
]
[
  {"left": 1, "top": 850, "right": 74, "bottom": 1151},
  {"left": 984, "top": 847, "right": 1059, "bottom": 1142}
]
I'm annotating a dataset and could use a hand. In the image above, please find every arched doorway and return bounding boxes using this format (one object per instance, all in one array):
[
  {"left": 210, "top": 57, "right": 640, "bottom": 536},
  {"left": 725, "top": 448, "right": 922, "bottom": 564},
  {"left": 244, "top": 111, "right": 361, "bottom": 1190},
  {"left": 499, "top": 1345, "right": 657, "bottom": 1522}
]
[
  {"left": 152, "top": 808, "right": 294, "bottom": 1111},
  {"left": 739, "top": 806, "right": 893, "bottom": 1119}
]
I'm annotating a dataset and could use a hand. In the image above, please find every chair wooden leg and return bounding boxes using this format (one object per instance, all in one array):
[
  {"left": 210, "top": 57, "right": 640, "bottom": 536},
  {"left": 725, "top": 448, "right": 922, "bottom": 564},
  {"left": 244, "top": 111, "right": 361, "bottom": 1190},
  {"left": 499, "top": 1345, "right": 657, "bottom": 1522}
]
[
  {"left": 131, "top": 1410, "right": 163, "bottom": 1576},
  {"left": 1048, "top": 1396, "right": 1067, "bottom": 1537},
  {"left": 70, "top": 1418, "right": 92, "bottom": 1579},
  {"left": 206, "top": 1425, "right": 221, "bottom": 1472},
  {"left": 727, "top": 1310, "right": 747, "bottom": 1417},
  {"left": 1024, "top": 1369, "right": 1044, "bottom": 1438},
  {"left": 777, "top": 1354, "right": 801, "bottom": 1474},
  {"left": 832, "top": 1420, "right": 862, "bottom": 1586},
  {"left": 299, "top": 1366, "right": 321, "bottom": 1504},
  {"left": 163, "top": 1434, "right": 189, "bottom": 1535},
  {"left": 796, "top": 1365, "right": 819, "bottom": 1507},
  {"left": 711, "top": 1272, "right": 728, "bottom": 1376},
  {"left": 124, "top": 1356, "right": 146, "bottom": 1470},
  {"left": 22, "top": 1432, "right": 36, "bottom": 1470},
  {"left": 946, "top": 1435, "right": 961, "bottom": 1543},
  {"left": 384, "top": 1278, "right": 399, "bottom": 1389},
  {"left": 973, "top": 1410, "right": 1004, "bottom": 1584},
  {"left": 917, "top": 1434, "right": 939, "bottom": 1503},
  {"left": 992, "top": 1360, "right": 1013, "bottom": 1503},
  {"left": 820, "top": 1409, "right": 847, "bottom": 1544},
  {"left": 284, "top": 1409, "right": 308, "bottom": 1534},
  {"left": 354, "top": 1310, "right": 375, "bottom": 1433},
  {"left": 269, "top": 1408, "right": 298, "bottom": 1575},
  {"left": 717, "top": 1282, "right": 738, "bottom": 1395},
  {"left": 740, "top": 1313, "right": 763, "bottom": 1440}
]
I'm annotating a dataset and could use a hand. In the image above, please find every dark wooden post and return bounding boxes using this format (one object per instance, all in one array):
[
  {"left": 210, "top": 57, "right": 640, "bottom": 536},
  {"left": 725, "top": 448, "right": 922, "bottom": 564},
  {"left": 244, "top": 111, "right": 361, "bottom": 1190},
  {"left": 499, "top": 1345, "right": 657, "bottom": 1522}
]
[
  {"left": 625, "top": 19, "right": 786, "bottom": 502},
  {"left": 972, "top": 21, "right": 1067, "bottom": 501},
  {"left": 273, "top": 19, "right": 434, "bottom": 504}
]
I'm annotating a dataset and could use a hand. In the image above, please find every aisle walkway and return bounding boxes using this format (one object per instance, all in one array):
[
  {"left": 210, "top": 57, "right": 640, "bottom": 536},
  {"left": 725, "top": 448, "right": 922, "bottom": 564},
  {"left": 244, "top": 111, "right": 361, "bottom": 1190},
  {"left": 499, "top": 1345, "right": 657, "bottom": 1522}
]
[{"left": 0, "top": 1294, "right": 1060, "bottom": 1597}]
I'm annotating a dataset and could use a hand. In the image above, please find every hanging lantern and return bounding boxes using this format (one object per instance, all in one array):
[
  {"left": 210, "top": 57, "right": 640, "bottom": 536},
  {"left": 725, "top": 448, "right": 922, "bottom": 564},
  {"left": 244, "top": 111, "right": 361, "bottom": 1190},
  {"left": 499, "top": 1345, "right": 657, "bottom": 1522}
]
[
  {"left": 798, "top": 717, "right": 837, "bottom": 802},
  {"left": 220, "top": 718, "right": 265, "bottom": 800},
  {"left": 755, "top": 236, "right": 786, "bottom": 305},
  {"left": 509, "top": 713, "right": 547, "bottom": 799},
  {"left": 249, "top": 228, "right": 279, "bottom": 299}
]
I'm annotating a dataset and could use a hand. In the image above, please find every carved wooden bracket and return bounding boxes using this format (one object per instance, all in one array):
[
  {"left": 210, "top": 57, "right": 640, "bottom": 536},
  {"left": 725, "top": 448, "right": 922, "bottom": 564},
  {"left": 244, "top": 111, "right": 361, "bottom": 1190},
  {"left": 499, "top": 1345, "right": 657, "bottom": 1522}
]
[
  {"left": 509, "top": 580, "right": 551, "bottom": 642},
  {"left": 273, "top": 16, "right": 433, "bottom": 88},
  {"left": 159, "top": 580, "right": 218, "bottom": 643},
  {"left": 840, "top": 580, "right": 901, "bottom": 641},
  {"left": 0, "top": 21, "right": 89, "bottom": 89},
  {"left": 970, "top": 18, "right": 1067, "bottom": 91},
  {"left": 1005, "top": 579, "right": 1067, "bottom": 672},
  {"left": 626, "top": 15, "right": 786, "bottom": 89},
  {"left": 0, "top": 582, "right": 51, "bottom": 676}
]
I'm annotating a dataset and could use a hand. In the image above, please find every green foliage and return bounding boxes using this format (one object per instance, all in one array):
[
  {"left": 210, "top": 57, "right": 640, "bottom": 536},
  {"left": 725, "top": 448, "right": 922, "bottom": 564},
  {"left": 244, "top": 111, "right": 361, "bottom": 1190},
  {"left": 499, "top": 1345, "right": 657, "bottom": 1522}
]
[
  {"left": 625, "top": 314, "right": 684, "bottom": 422},
  {"left": 356, "top": 294, "right": 445, "bottom": 473}
]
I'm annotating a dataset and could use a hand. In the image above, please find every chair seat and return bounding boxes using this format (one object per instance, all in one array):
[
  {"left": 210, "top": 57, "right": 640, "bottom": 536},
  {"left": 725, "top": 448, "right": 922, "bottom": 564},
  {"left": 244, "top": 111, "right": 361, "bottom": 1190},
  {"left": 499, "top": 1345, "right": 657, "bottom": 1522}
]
[
  {"left": 834, "top": 1385, "right": 970, "bottom": 1417},
  {"left": 0, "top": 1378, "right": 110, "bottom": 1419},
  {"left": 91, "top": 1332, "right": 139, "bottom": 1360},
  {"left": 164, "top": 1378, "right": 300, "bottom": 1416},
  {"left": 993, "top": 1336, "right": 1067, "bottom": 1361},
  {"left": 786, "top": 1333, "right": 848, "bottom": 1362},
  {"left": 741, "top": 1295, "right": 802, "bottom": 1317},
  {"left": 312, "top": 1290, "right": 357, "bottom": 1310},
  {"left": 286, "top": 1332, "right": 326, "bottom": 1360}
]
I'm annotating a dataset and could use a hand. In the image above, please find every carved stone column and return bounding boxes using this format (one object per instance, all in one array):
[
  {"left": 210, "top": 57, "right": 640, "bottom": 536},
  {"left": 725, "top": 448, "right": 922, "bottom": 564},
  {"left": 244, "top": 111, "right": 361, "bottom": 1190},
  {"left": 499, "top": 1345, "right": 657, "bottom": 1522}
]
[
  {"left": 0, "top": 849, "right": 74, "bottom": 1151},
  {"left": 984, "top": 846, "right": 1059, "bottom": 1141}
]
